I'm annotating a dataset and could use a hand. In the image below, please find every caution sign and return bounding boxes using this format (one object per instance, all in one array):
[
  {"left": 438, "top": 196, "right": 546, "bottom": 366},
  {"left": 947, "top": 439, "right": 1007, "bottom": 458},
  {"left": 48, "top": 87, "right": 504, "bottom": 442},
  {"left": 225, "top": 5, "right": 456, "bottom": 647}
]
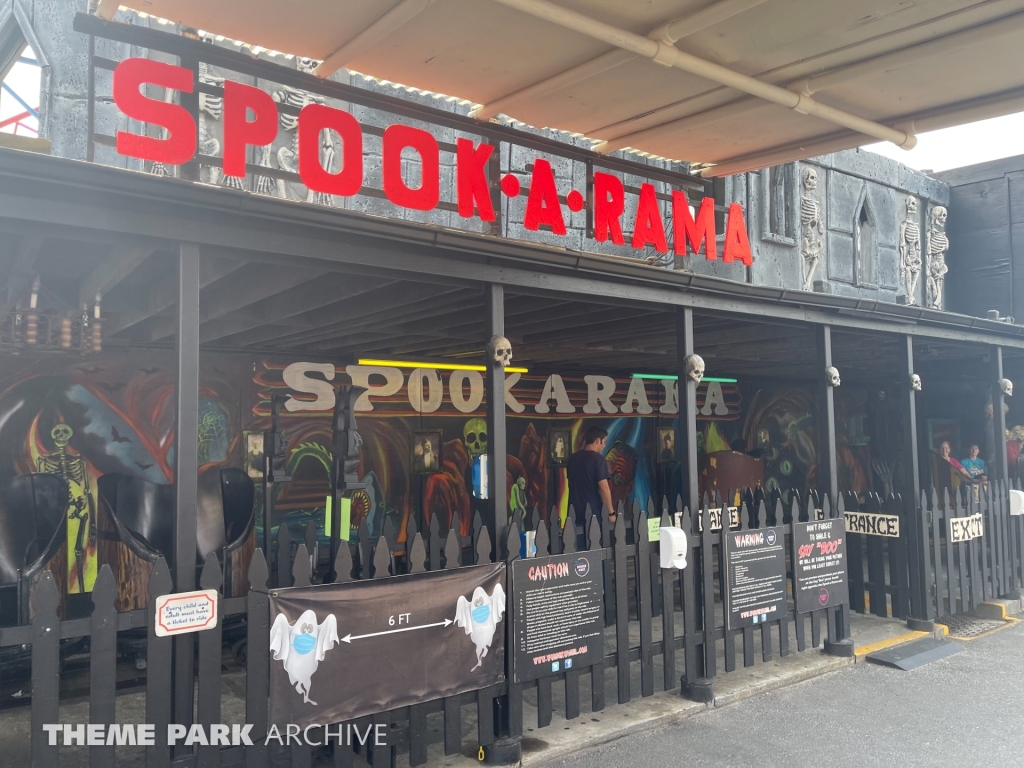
[
  {"left": 512, "top": 553, "right": 604, "bottom": 683},
  {"left": 793, "top": 518, "right": 849, "bottom": 614},
  {"left": 268, "top": 563, "right": 505, "bottom": 728},
  {"left": 844, "top": 511, "right": 900, "bottom": 538}
]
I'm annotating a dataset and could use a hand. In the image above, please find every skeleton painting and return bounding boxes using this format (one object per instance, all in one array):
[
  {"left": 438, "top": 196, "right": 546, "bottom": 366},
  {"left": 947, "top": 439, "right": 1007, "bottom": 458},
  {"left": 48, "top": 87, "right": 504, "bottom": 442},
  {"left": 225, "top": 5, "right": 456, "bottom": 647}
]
[
  {"left": 899, "top": 197, "right": 922, "bottom": 304},
  {"left": 926, "top": 206, "right": 949, "bottom": 310},
  {"left": 37, "top": 422, "right": 96, "bottom": 593},
  {"left": 800, "top": 166, "right": 825, "bottom": 292},
  {"left": 454, "top": 584, "right": 506, "bottom": 671},
  {"left": 270, "top": 610, "right": 340, "bottom": 705}
]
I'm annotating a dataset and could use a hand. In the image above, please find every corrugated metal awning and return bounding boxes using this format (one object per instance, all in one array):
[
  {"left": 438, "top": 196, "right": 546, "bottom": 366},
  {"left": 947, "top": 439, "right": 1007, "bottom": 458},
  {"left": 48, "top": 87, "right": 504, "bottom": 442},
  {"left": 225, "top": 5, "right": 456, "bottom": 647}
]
[{"left": 98, "top": 0, "right": 1024, "bottom": 175}]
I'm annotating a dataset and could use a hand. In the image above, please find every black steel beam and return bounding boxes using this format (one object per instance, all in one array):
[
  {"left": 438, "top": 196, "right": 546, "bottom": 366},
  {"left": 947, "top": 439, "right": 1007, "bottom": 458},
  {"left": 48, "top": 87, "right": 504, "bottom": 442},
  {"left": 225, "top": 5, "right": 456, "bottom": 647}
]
[
  {"left": 817, "top": 326, "right": 839, "bottom": 500},
  {"left": 487, "top": 285, "right": 507, "bottom": 549},
  {"left": 172, "top": 242, "right": 200, "bottom": 744},
  {"left": 993, "top": 346, "right": 1010, "bottom": 484},
  {"left": 676, "top": 308, "right": 699, "bottom": 514}
]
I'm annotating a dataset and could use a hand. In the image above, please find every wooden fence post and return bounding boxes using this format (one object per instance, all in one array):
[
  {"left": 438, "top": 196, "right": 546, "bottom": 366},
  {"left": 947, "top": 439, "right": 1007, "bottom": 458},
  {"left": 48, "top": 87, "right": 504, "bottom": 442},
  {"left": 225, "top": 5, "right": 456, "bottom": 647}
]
[
  {"left": 30, "top": 571, "right": 60, "bottom": 768},
  {"left": 245, "top": 550, "right": 269, "bottom": 768},
  {"left": 89, "top": 565, "right": 117, "bottom": 768},
  {"left": 146, "top": 558, "right": 173, "bottom": 768}
]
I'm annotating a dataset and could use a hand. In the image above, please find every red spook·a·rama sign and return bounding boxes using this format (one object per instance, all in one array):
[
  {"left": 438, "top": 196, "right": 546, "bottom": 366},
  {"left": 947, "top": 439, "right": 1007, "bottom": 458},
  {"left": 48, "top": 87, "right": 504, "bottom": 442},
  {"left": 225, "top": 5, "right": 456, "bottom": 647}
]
[{"left": 112, "top": 58, "right": 753, "bottom": 264}]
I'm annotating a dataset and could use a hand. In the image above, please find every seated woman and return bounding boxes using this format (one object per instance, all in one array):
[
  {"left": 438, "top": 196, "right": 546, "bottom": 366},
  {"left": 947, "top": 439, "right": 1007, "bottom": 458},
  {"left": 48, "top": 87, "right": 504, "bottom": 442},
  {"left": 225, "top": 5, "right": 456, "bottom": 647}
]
[
  {"left": 960, "top": 444, "right": 988, "bottom": 480},
  {"left": 939, "top": 440, "right": 971, "bottom": 480}
]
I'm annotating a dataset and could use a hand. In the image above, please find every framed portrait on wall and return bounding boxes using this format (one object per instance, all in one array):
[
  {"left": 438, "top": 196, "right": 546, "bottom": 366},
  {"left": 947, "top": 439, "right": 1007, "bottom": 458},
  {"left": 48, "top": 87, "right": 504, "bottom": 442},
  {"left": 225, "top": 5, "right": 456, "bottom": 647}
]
[
  {"left": 548, "top": 430, "right": 570, "bottom": 466},
  {"left": 411, "top": 430, "right": 443, "bottom": 474},
  {"left": 657, "top": 427, "right": 677, "bottom": 463},
  {"left": 243, "top": 430, "right": 264, "bottom": 480}
]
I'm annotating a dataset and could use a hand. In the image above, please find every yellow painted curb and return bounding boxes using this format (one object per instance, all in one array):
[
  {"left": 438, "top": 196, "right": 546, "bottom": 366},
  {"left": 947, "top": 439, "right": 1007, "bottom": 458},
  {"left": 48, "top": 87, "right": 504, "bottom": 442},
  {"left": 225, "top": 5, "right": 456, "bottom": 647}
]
[
  {"left": 980, "top": 602, "right": 1009, "bottom": 620},
  {"left": 854, "top": 630, "right": 927, "bottom": 659}
]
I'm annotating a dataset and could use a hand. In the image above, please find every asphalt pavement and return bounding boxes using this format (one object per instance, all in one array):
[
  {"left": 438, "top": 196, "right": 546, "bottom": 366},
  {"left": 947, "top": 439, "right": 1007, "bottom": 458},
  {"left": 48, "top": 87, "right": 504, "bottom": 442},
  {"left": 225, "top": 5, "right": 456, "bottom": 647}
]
[{"left": 549, "top": 620, "right": 1024, "bottom": 768}]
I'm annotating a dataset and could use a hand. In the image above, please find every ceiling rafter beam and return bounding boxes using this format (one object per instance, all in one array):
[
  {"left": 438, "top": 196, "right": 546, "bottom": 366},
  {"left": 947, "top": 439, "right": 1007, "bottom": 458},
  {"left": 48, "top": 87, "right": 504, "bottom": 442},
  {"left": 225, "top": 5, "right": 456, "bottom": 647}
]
[
  {"left": 601, "top": 9, "right": 1024, "bottom": 154},
  {"left": 490, "top": 0, "right": 915, "bottom": 149},
  {"left": 314, "top": 0, "right": 435, "bottom": 79},
  {"left": 79, "top": 245, "right": 153, "bottom": 306},
  {"left": 702, "top": 83, "right": 1024, "bottom": 177},
  {"left": 473, "top": 0, "right": 765, "bottom": 120}
]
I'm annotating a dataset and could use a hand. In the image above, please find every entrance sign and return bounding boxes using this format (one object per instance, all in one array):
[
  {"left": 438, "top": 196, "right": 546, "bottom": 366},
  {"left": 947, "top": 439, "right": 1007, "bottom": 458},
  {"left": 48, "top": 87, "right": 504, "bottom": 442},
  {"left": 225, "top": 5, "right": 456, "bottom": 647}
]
[
  {"left": 269, "top": 563, "right": 505, "bottom": 727},
  {"left": 512, "top": 553, "right": 604, "bottom": 683},
  {"left": 793, "top": 518, "right": 849, "bottom": 614},
  {"left": 154, "top": 589, "right": 218, "bottom": 637},
  {"left": 844, "top": 511, "right": 901, "bottom": 538},
  {"left": 698, "top": 506, "right": 741, "bottom": 532},
  {"left": 948, "top": 513, "right": 984, "bottom": 543},
  {"left": 110, "top": 57, "right": 753, "bottom": 264},
  {"left": 723, "top": 527, "right": 787, "bottom": 630}
]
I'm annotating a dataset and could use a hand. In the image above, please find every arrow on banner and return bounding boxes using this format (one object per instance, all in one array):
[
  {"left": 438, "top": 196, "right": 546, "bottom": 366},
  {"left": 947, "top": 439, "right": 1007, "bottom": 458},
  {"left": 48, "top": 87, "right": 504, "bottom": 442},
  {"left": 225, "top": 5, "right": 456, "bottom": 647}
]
[{"left": 342, "top": 618, "right": 453, "bottom": 643}]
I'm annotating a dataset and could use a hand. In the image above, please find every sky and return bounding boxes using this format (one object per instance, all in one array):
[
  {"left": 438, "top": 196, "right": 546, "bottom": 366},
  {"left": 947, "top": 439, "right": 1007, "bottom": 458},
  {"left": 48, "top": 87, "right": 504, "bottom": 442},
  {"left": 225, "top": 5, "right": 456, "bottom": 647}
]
[
  {"left": 0, "top": 57, "right": 40, "bottom": 136},
  {"left": 864, "top": 111, "right": 1024, "bottom": 173}
]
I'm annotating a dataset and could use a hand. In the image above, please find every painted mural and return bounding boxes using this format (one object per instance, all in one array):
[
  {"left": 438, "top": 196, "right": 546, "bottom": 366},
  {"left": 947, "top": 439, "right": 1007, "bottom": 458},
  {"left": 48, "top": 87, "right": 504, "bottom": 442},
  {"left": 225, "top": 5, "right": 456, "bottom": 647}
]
[
  {"left": 249, "top": 361, "right": 752, "bottom": 544},
  {"left": 0, "top": 351, "right": 242, "bottom": 594}
]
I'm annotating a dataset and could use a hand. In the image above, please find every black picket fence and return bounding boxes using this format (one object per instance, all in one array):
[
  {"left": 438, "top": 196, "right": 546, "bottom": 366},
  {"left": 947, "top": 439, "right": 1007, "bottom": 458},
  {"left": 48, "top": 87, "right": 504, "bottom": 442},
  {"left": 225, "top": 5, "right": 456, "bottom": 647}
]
[
  {"left": 920, "top": 480, "right": 1024, "bottom": 619},
  {"left": 843, "top": 492, "right": 913, "bottom": 620},
  {"left": 1, "top": 491, "right": 849, "bottom": 768}
]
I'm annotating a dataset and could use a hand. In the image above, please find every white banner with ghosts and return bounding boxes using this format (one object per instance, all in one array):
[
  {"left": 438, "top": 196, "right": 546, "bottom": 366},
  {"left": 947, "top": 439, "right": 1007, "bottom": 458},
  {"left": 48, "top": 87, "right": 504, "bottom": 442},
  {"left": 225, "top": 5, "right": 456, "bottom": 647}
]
[{"left": 268, "top": 562, "right": 506, "bottom": 728}]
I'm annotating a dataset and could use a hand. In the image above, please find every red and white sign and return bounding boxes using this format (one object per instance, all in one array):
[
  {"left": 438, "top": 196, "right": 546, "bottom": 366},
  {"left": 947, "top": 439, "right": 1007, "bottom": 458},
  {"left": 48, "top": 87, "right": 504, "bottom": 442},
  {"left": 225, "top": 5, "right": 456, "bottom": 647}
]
[
  {"left": 154, "top": 588, "right": 219, "bottom": 637},
  {"left": 111, "top": 57, "right": 753, "bottom": 265}
]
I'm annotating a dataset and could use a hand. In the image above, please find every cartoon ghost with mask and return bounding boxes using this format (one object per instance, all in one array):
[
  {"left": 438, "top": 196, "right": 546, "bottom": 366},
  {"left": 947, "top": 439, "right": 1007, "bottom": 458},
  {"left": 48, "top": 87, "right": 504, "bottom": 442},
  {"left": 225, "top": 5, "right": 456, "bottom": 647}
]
[
  {"left": 454, "top": 584, "right": 506, "bottom": 671},
  {"left": 269, "top": 610, "right": 340, "bottom": 705}
]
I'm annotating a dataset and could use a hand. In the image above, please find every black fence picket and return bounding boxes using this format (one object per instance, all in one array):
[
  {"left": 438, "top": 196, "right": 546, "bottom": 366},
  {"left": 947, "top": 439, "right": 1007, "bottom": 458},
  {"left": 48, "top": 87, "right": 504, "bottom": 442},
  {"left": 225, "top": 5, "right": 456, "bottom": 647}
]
[{"left": 6, "top": 485, "right": 967, "bottom": 768}]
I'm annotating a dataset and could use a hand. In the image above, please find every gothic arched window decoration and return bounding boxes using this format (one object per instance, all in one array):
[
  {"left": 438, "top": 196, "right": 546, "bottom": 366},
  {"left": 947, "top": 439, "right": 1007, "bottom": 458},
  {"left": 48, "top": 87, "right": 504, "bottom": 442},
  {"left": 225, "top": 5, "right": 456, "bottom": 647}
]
[{"left": 854, "top": 190, "right": 877, "bottom": 287}]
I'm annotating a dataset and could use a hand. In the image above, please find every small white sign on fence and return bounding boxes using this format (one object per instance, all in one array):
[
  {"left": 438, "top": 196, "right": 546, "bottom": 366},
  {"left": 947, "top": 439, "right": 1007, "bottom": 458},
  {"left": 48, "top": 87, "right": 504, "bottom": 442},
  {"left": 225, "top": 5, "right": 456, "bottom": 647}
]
[
  {"left": 948, "top": 513, "right": 984, "bottom": 544},
  {"left": 154, "top": 589, "right": 219, "bottom": 637}
]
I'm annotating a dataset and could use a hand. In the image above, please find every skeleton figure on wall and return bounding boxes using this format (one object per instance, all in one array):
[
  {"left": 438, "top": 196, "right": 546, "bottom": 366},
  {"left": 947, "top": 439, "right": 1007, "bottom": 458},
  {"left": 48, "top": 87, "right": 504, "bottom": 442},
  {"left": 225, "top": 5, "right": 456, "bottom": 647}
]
[
  {"left": 926, "top": 206, "right": 949, "bottom": 310},
  {"left": 899, "top": 197, "right": 922, "bottom": 304},
  {"left": 274, "top": 58, "right": 336, "bottom": 205},
  {"left": 195, "top": 60, "right": 235, "bottom": 188},
  {"left": 800, "top": 166, "right": 825, "bottom": 292}
]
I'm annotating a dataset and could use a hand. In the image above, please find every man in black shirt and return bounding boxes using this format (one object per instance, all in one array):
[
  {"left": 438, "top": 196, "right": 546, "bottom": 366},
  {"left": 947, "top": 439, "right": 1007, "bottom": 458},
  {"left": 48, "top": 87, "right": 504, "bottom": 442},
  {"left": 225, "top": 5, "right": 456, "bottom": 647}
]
[{"left": 566, "top": 425, "right": 616, "bottom": 532}]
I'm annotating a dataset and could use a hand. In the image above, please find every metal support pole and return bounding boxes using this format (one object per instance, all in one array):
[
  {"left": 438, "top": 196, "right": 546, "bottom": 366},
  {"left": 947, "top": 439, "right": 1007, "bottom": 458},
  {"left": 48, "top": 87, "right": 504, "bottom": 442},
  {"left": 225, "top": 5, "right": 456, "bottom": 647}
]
[
  {"left": 172, "top": 243, "right": 200, "bottom": 744},
  {"left": 485, "top": 283, "right": 520, "bottom": 765},
  {"left": 817, "top": 325, "right": 853, "bottom": 653},
  {"left": 816, "top": 325, "right": 839, "bottom": 500},
  {"left": 486, "top": 284, "right": 508, "bottom": 547},
  {"left": 901, "top": 336, "right": 933, "bottom": 630},
  {"left": 676, "top": 307, "right": 699, "bottom": 514},
  {"left": 993, "top": 346, "right": 1009, "bottom": 485}
]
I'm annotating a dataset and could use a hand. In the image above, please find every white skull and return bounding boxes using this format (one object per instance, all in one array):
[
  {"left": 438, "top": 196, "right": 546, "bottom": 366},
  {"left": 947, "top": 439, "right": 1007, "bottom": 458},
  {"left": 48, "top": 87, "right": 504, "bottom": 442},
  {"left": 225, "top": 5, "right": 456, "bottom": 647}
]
[
  {"left": 931, "top": 206, "right": 947, "bottom": 230},
  {"left": 685, "top": 354, "right": 705, "bottom": 384},
  {"left": 906, "top": 197, "right": 918, "bottom": 216},
  {"left": 826, "top": 366, "right": 841, "bottom": 388},
  {"left": 802, "top": 166, "right": 818, "bottom": 191},
  {"left": 488, "top": 335, "right": 512, "bottom": 368},
  {"left": 1000, "top": 378, "right": 1014, "bottom": 397},
  {"left": 297, "top": 57, "right": 319, "bottom": 74},
  {"left": 910, "top": 373, "right": 922, "bottom": 392}
]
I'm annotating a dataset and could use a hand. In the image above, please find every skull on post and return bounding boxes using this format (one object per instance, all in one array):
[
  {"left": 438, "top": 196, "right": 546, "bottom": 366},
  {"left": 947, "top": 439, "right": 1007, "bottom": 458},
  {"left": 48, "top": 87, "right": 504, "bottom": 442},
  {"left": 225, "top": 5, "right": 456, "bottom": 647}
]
[
  {"left": 684, "top": 354, "right": 705, "bottom": 384},
  {"left": 488, "top": 335, "right": 512, "bottom": 368}
]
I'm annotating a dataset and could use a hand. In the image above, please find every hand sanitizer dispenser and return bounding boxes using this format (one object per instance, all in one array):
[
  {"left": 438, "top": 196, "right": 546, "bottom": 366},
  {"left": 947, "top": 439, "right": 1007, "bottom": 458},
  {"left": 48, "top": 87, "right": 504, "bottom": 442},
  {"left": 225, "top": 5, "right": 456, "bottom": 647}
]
[
  {"left": 1011, "top": 489, "right": 1024, "bottom": 516},
  {"left": 660, "top": 527, "right": 688, "bottom": 569}
]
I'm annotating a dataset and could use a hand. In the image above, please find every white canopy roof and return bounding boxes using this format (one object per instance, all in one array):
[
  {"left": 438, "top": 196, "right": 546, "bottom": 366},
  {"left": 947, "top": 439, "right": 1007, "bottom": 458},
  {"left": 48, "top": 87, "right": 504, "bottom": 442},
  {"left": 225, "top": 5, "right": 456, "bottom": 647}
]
[{"left": 101, "top": 0, "right": 1024, "bottom": 175}]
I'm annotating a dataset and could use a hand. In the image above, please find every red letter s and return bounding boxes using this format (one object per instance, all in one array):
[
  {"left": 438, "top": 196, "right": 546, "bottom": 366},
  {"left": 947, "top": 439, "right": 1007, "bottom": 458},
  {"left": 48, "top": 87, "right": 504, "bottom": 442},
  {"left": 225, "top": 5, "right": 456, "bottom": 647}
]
[{"left": 113, "top": 58, "right": 195, "bottom": 165}]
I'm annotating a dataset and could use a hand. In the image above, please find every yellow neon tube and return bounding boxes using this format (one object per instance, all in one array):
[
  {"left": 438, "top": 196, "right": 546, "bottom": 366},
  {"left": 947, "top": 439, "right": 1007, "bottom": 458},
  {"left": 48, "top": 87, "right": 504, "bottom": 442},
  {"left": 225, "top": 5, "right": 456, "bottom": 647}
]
[{"left": 357, "top": 359, "right": 529, "bottom": 374}]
